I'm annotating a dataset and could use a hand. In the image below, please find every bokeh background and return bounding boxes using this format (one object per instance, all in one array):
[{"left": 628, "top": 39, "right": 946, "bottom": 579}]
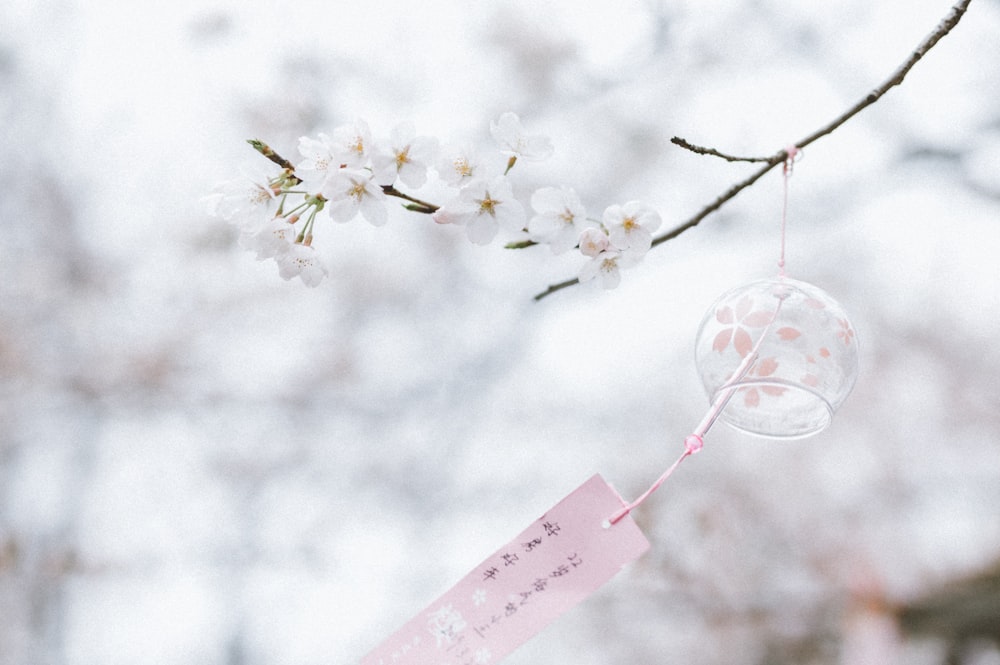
[{"left": 1, "top": 0, "right": 999, "bottom": 664}]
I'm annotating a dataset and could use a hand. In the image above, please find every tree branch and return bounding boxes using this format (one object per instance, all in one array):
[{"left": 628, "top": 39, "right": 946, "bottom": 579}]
[
  {"left": 533, "top": 277, "right": 579, "bottom": 301},
  {"left": 533, "top": 0, "right": 973, "bottom": 301},
  {"left": 669, "top": 137, "right": 773, "bottom": 163}
]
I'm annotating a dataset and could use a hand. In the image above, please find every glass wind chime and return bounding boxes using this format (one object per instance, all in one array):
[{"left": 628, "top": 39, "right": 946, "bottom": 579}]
[
  {"left": 609, "top": 146, "right": 860, "bottom": 525},
  {"left": 362, "top": 147, "right": 861, "bottom": 665}
]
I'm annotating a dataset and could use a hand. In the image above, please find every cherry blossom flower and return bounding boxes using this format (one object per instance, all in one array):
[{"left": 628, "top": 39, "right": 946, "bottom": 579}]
[
  {"left": 436, "top": 145, "right": 489, "bottom": 186},
  {"left": 275, "top": 243, "right": 328, "bottom": 287},
  {"left": 239, "top": 217, "right": 297, "bottom": 260},
  {"left": 602, "top": 201, "right": 662, "bottom": 254},
  {"left": 578, "top": 227, "right": 610, "bottom": 257},
  {"left": 432, "top": 176, "right": 525, "bottom": 245},
  {"left": 371, "top": 122, "right": 440, "bottom": 189},
  {"left": 578, "top": 248, "right": 627, "bottom": 289},
  {"left": 322, "top": 169, "right": 388, "bottom": 226},
  {"left": 296, "top": 133, "right": 339, "bottom": 193},
  {"left": 203, "top": 162, "right": 280, "bottom": 228},
  {"left": 527, "top": 186, "right": 594, "bottom": 254},
  {"left": 330, "top": 118, "right": 374, "bottom": 168},
  {"left": 712, "top": 295, "right": 775, "bottom": 358},
  {"left": 578, "top": 228, "right": 640, "bottom": 289},
  {"left": 490, "top": 112, "right": 553, "bottom": 162}
]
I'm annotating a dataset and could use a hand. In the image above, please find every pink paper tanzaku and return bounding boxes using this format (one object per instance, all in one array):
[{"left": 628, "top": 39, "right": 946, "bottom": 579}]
[{"left": 361, "top": 474, "right": 650, "bottom": 665}]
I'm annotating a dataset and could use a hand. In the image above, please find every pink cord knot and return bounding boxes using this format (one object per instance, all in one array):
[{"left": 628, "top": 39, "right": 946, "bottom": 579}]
[
  {"left": 684, "top": 434, "right": 704, "bottom": 455},
  {"left": 783, "top": 145, "right": 801, "bottom": 174}
]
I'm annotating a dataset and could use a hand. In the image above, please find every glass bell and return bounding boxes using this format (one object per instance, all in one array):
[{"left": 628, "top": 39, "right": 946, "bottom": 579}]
[{"left": 694, "top": 277, "right": 859, "bottom": 438}]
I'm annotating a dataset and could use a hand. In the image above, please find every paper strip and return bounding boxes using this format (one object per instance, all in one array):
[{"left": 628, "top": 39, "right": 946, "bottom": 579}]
[{"left": 361, "top": 474, "right": 650, "bottom": 665}]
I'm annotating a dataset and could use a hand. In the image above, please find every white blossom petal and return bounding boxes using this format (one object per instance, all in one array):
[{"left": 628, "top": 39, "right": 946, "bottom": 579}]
[
  {"left": 331, "top": 118, "right": 374, "bottom": 168},
  {"left": 528, "top": 186, "right": 590, "bottom": 254},
  {"left": 578, "top": 227, "right": 610, "bottom": 257},
  {"left": 296, "top": 133, "right": 338, "bottom": 193},
  {"left": 276, "top": 243, "right": 328, "bottom": 287},
  {"left": 322, "top": 169, "right": 387, "bottom": 225},
  {"left": 239, "top": 218, "right": 297, "bottom": 259},
  {"left": 466, "top": 214, "right": 498, "bottom": 245},
  {"left": 490, "top": 112, "right": 553, "bottom": 161},
  {"left": 204, "top": 162, "right": 280, "bottom": 228},
  {"left": 603, "top": 201, "right": 662, "bottom": 252}
]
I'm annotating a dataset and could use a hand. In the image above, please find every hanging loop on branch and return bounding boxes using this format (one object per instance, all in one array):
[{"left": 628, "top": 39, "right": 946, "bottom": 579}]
[{"left": 783, "top": 145, "right": 803, "bottom": 176}]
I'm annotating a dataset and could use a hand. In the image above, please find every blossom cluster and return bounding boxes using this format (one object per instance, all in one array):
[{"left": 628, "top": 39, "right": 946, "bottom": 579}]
[{"left": 204, "top": 112, "right": 661, "bottom": 290}]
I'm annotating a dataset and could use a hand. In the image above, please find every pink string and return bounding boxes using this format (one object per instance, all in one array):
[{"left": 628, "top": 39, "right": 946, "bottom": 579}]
[
  {"left": 605, "top": 304, "right": 784, "bottom": 528},
  {"left": 605, "top": 435, "right": 703, "bottom": 527},
  {"left": 779, "top": 145, "right": 800, "bottom": 278},
  {"left": 604, "top": 145, "right": 802, "bottom": 529}
]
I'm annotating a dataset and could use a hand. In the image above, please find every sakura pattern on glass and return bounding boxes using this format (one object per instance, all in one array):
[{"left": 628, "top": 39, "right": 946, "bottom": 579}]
[
  {"left": 711, "top": 293, "right": 856, "bottom": 408},
  {"left": 203, "top": 113, "right": 662, "bottom": 289}
]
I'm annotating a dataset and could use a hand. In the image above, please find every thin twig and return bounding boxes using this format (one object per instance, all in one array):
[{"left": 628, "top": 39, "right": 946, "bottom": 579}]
[
  {"left": 533, "top": 0, "right": 973, "bottom": 301},
  {"left": 650, "top": 154, "right": 786, "bottom": 249},
  {"left": 533, "top": 277, "right": 579, "bottom": 301},
  {"left": 670, "top": 137, "right": 773, "bottom": 163},
  {"left": 383, "top": 186, "right": 439, "bottom": 214},
  {"left": 248, "top": 139, "right": 296, "bottom": 171}
]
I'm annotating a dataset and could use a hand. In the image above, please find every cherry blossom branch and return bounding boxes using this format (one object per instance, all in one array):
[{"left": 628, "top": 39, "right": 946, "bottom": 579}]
[
  {"left": 247, "top": 139, "right": 440, "bottom": 214},
  {"left": 533, "top": 0, "right": 973, "bottom": 301}
]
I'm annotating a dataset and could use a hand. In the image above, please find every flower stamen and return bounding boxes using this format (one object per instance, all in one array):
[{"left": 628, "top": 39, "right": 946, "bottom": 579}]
[{"left": 479, "top": 194, "right": 498, "bottom": 216}]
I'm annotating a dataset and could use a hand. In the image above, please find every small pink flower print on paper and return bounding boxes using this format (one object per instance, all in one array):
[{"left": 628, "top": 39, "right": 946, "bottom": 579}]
[{"left": 712, "top": 296, "right": 775, "bottom": 358}]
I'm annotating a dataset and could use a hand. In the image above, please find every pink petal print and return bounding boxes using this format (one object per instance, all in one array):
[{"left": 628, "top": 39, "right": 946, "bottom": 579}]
[
  {"left": 756, "top": 357, "right": 779, "bottom": 376},
  {"left": 716, "top": 306, "right": 734, "bottom": 324},
  {"left": 805, "top": 298, "right": 826, "bottom": 309},
  {"left": 735, "top": 296, "right": 753, "bottom": 320},
  {"left": 802, "top": 373, "right": 819, "bottom": 387},
  {"left": 838, "top": 319, "right": 854, "bottom": 345},
  {"left": 819, "top": 347, "right": 831, "bottom": 358},
  {"left": 733, "top": 328, "right": 753, "bottom": 358},
  {"left": 761, "top": 386, "right": 786, "bottom": 397},
  {"left": 712, "top": 329, "right": 733, "bottom": 353},
  {"left": 743, "top": 388, "right": 760, "bottom": 408},
  {"left": 777, "top": 327, "right": 801, "bottom": 341},
  {"left": 743, "top": 310, "right": 774, "bottom": 327}
]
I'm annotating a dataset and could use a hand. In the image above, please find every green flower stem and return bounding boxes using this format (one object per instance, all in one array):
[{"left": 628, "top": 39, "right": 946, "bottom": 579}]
[{"left": 382, "top": 185, "right": 438, "bottom": 214}]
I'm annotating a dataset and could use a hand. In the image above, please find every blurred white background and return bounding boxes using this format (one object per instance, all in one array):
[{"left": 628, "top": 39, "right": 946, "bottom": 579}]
[{"left": 1, "top": 0, "right": 999, "bottom": 664}]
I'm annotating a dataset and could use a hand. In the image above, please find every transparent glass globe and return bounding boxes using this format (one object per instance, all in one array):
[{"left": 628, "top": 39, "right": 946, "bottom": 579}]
[{"left": 694, "top": 277, "right": 860, "bottom": 439}]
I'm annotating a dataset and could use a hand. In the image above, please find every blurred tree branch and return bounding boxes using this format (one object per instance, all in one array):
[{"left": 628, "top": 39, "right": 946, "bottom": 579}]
[{"left": 533, "top": 0, "right": 973, "bottom": 301}]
